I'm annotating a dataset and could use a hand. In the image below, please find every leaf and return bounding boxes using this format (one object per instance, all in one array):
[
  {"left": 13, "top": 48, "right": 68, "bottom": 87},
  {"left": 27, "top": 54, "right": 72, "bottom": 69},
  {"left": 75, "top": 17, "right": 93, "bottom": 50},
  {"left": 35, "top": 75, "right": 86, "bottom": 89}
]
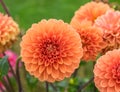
[
  {"left": 26, "top": 73, "right": 38, "bottom": 89},
  {"left": 0, "top": 56, "right": 9, "bottom": 79}
]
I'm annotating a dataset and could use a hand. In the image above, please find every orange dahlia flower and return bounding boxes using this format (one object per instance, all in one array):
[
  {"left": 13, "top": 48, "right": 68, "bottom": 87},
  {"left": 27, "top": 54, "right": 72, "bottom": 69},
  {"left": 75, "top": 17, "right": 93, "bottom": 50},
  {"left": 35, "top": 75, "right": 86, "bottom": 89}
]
[
  {"left": 0, "top": 13, "right": 20, "bottom": 52},
  {"left": 94, "top": 10, "right": 120, "bottom": 53},
  {"left": 71, "top": 1, "right": 111, "bottom": 25},
  {"left": 94, "top": 49, "right": 120, "bottom": 92},
  {"left": 20, "top": 19, "right": 83, "bottom": 82},
  {"left": 71, "top": 20, "right": 105, "bottom": 61}
]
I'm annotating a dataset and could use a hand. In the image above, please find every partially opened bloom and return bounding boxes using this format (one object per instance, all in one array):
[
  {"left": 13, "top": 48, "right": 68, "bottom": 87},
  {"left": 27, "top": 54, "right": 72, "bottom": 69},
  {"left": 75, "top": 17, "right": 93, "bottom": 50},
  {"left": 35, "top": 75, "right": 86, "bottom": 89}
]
[
  {"left": 71, "top": 20, "right": 105, "bottom": 61},
  {"left": 94, "top": 49, "right": 120, "bottom": 92},
  {"left": 0, "top": 13, "right": 20, "bottom": 52},
  {"left": 71, "top": 1, "right": 111, "bottom": 25},
  {"left": 94, "top": 10, "right": 120, "bottom": 53},
  {"left": 20, "top": 19, "right": 83, "bottom": 82}
]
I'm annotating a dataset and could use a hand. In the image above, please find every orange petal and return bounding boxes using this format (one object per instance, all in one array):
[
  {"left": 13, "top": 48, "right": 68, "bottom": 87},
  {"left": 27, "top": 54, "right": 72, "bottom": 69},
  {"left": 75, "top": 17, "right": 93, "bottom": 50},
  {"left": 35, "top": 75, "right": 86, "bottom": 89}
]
[
  {"left": 46, "top": 65, "right": 52, "bottom": 74},
  {"left": 100, "top": 79, "right": 108, "bottom": 87},
  {"left": 34, "top": 71, "right": 40, "bottom": 77},
  {"left": 51, "top": 68, "right": 59, "bottom": 79},
  {"left": 108, "top": 79, "right": 116, "bottom": 87},
  {"left": 39, "top": 65, "right": 45, "bottom": 74},
  {"left": 63, "top": 58, "right": 72, "bottom": 65},
  {"left": 59, "top": 64, "right": 66, "bottom": 73},
  {"left": 115, "top": 84, "right": 120, "bottom": 92},
  {"left": 53, "top": 62, "right": 59, "bottom": 70},
  {"left": 107, "top": 87, "right": 115, "bottom": 92},
  {"left": 47, "top": 75, "right": 55, "bottom": 83},
  {"left": 31, "top": 64, "right": 39, "bottom": 71},
  {"left": 58, "top": 58, "right": 63, "bottom": 64}
]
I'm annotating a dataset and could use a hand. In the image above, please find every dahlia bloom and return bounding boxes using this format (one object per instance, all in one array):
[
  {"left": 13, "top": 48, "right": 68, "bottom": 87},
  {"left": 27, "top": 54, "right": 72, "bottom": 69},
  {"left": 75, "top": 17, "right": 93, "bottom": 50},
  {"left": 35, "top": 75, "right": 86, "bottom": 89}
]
[
  {"left": 71, "top": 1, "right": 112, "bottom": 25},
  {"left": 94, "top": 10, "right": 120, "bottom": 53},
  {"left": 94, "top": 49, "right": 120, "bottom": 92},
  {"left": 71, "top": 20, "right": 105, "bottom": 61},
  {"left": 0, "top": 13, "right": 20, "bottom": 52},
  {"left": 20, "top": 19, "right": 83, "bottom": 82}
]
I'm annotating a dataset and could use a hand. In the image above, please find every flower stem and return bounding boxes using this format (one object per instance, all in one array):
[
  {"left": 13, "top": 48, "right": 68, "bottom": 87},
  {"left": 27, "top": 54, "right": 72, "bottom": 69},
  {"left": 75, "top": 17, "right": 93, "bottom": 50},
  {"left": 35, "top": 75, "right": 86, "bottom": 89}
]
[
  {"left": 8, "top": 61, "right": 17, "bottom": 80},
  {"left": 50, "top": 83, "right": 57, "bottom": 92},
  {"left": 16, "top": 57, "right": 23, "bottom": 92},
  {"left": 6, "top": 75, "right": 15, "bottom": 92},
  {"left": 72, "top": 68, "right": 79, "bottom": 78},
  {"left": 3, "top": 52, "right": 17, "bottom": 81},
  {"left": 94, "top": 85, "right": 97, "bottom": 92},
  {"left": 0, "top": 86, "right": 4, "bottom": 92},
  {"left": 0, "top": 0, "right": 11, "bottom": 16},
  {"left": 77, "top": 77, "right": 94, "bottom": 92},
  {"left": 46, "top": 82, "right": 49, "bottom": 92},
  {"left": 1, "top": 77, "right": 11, "bottom": 92}
]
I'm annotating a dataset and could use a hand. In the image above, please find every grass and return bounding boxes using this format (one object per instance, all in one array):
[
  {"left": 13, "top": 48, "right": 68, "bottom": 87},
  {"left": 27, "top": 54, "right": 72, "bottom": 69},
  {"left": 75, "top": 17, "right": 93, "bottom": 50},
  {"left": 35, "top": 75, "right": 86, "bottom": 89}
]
[{"left": 0, "top": 0, "right": 91, "bottom": 30}]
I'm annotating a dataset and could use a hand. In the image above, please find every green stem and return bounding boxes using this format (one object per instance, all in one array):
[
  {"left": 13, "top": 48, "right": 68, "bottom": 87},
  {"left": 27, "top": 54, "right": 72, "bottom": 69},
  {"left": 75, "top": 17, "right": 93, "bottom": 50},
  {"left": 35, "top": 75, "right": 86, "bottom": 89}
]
[
  {"left": 72, "top": 68, "right": 79, "bottom": 78},
  {"left": 77, "top": 77, "right": 94, "bottom": 92},
  {"left": 6, "top": 75, "right": 15, "bottom": 92},
  {"left": 46, "top": 82, "right": 49, "bottom": 92},
  {"left": 8, "top": 60, "right": 17, "bottom": 80},
  {"left": 0, "top": 0, "right": 11, "bottom": 16},
  {"left": 1, "top": 78, "right": 11, "bottom": 92},
  {"left": 16, "top": 57, "right": 23, "bottom": 92},
  {"left": 3, "top": 53, "right": 17, "bottom": 81},
  {"left": 50, "top": 83, "right": 57, "bottom": 92}
]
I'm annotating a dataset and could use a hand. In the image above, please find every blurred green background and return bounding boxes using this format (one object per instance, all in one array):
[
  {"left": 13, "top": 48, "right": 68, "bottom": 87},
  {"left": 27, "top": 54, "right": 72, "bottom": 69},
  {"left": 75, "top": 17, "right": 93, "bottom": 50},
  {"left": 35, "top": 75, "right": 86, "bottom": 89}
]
[
  {"left": 0, "top": 0, "right": 120, "bottom": 92},
  {"left": 0, "top": 0, "right": 119, "bottom": 31}
]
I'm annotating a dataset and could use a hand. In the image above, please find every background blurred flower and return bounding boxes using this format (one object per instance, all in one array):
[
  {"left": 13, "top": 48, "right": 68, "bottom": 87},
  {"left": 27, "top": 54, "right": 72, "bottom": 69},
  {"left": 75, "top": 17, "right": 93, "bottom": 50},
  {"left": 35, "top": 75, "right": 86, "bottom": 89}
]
[
  {"left": 5, "top": 50, "right": 17, "bottom": 68},
  {"left": 0, "top": 13, "right": 20, "bottom": 53},
  {"left": 20, "top": 19, "right": 83, "bottom": 82},
  {"left": 0, "top": 82, "right": 5, "bottom": 92},
  {"left": 94, "top": 10, "right": 120, "bottom": 53},
  {"left": 94, "top": 49, "right": 120, "bottom": 92},
  {"left": 0, "top": 50, "right": 17, "bottom": 68},
  {"left": 71, "top": 1, "right": 112, "bottom": 25},
  {"left": 0, "top": 50, "right": 18, "bottom": 77},
  {"left": 71, "top": 20, "right": 105, "bottom": 61}
]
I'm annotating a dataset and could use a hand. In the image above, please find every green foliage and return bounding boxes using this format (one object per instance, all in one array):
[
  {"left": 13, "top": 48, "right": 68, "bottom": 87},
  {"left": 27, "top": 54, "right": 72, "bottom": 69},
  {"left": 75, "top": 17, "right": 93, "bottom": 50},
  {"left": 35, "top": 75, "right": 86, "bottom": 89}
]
[
  {"left": 0, "top": 56, "right": 9, "bottom": 79},
  {"left": 68, "top": 77, "right": 81, "bottom": 92},
  {"left": 26, "top": 73, "right": 38, "bottom": 89},
  {"left": 0, "top": 0, "right": 90, "bottom": 30}
]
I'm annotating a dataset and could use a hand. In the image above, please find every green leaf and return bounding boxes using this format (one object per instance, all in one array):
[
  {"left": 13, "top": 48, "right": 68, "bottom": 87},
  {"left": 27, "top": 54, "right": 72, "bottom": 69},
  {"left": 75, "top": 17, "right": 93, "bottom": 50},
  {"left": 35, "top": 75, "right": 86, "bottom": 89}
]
[
  {"left": 26, "top": 73, "right": 38, "bottom": 89},
  {"left": 0, "top": 56, "right": 9, "bottom": 79}
]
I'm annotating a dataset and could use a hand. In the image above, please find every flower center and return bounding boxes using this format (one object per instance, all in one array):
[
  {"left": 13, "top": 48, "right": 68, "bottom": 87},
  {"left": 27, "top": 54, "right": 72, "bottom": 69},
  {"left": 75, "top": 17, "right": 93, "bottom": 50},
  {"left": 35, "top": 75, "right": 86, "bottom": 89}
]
[
  {"left": 41, "top": 39, "right": 60, "bottom": 63},
  {"left": 112, "top": 63, "right": 120, "bottom": 83}
]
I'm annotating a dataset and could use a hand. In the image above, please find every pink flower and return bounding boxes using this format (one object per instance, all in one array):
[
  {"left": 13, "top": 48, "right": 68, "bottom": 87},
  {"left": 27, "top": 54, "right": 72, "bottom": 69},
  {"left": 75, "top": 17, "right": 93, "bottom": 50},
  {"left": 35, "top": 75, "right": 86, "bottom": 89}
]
[
  {"left": 0, "top": 50, "right": 18, "bottom": 91},
  {"left": 0, "top": 82, "right": 5, "bottom": 92},
  {"left": 70, "top": 20, "right": 105, "bottom": 61},
  {"left": 5, "top": 50, "right": 17, "bottom": 67},
  {"left": 94, "top": 10, "right": 120, "bottom": 53},
  {"left": 0, "top": 50, "right": 17, "bottom": 68},
  {"left": 94, "top": 49, "right": 120, "bottom": 92},
  {"left": 0, "top": 50, "right": 18, "bottom": 77}
]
